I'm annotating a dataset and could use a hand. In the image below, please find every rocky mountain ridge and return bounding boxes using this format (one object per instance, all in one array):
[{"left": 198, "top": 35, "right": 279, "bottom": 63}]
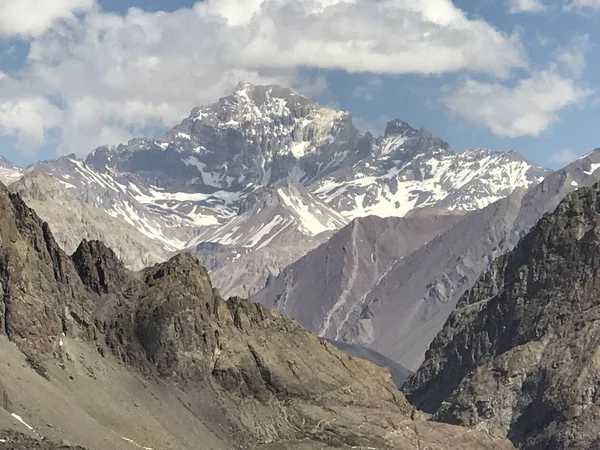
[
  {"left": 403, "top": 182, "right": 600, "bottom": 450},
  {"left": 13, "top": 84, "right": 548, "bottom": 300}
]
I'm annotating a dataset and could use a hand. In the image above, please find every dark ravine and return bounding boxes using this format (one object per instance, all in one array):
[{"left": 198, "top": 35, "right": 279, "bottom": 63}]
[
  {"left": 0, "top": 181, "right": 515, "bottom": 450},
  {"left": 403, "top": 183, "right": 600, "bottom": 450}
]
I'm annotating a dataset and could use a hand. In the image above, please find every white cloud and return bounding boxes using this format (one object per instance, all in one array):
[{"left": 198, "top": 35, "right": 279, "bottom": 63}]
[
  {"left": 549, "top": 148, "right": 580, "bottom": 166},
  {"left": 0, "top": 0, "right": 95, "bottom": 37},
  {"left": 0, "top": 0, "right": 527, "bottom": 157},
  {"left": 556, "top": 35, "right": 589, "bottom": 78},
  {"left": 444, "top": 70, "right": 591, "bottom": 137},
  {"left": 444, "top": 36, "right": 592, "bottom": 138},
  {"left": 0, "top": 97, "right": 63, "bottom": 149},
  {"left": 568, "top": 0, "right": 600, "bottom": 9},
  {"left": 508, "top": 0, "right": 547, "bottom": 13}
]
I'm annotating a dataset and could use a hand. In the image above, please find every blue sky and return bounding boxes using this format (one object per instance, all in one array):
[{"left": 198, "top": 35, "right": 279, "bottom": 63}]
[{"left": 0, "top": 0, "right": 599, "bottom": 169}]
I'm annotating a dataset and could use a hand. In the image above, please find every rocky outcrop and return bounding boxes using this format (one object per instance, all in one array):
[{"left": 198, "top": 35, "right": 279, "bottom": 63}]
[
  {"left": 0, "top": 183, "right": 94, "bottom": 356},
  {"left": 403, "top": 184, "right": 600, "bottom": 450},
  {"left": 0, "top": 180, "right": 516, "bottom": 450}
]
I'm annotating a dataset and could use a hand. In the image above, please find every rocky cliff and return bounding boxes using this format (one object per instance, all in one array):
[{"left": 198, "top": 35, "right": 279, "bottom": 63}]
[{"left": 403, "top": 184, "right": 600, "bottom": 450}]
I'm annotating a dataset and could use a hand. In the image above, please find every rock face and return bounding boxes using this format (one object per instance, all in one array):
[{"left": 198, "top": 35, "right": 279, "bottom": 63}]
[
  {"left": 403, "top": 184, "right": 600, "bottom": 450},
  {"left": 9, "top": 171, "right": 170, "bottom": 270},
  {"left": 0, "top": 182, "right": 515, "bottom": 450},
  {"left": 0, "top": 183, "right": 94, "bottom": 356}
]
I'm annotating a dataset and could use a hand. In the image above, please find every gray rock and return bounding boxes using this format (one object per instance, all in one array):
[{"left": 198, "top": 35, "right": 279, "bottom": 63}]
[{"left": 403, "top": 182, "right": 600, "bottom": 450}]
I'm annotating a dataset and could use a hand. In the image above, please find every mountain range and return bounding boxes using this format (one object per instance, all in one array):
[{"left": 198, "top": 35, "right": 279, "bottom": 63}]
[
  {"left": 256, "top": 150, "right": 600, "bottom": 370},
  {"left": 0, "top": 82, "right": 598, "bottom": 450},
  {"left": 0, "top": 181, "right": 514, "bottom": 449},
  {"left": 0, "top": 83, "right": 548, "bottom": 298},
  {"left": 0, "top": 82, "right": 554, "bottom": 376}
]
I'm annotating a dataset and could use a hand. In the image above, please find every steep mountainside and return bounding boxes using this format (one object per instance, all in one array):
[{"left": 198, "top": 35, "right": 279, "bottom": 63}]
[
  {"left": 254, "top": 211, "right": 465, "bottom": 338},
  {"left": 315, "top": 120, "right": 548, "bottom": 219},
  {"left": 9, "top": 171, "right": 170, "bottom": 270},
  {"left": 24, "top": 84, "right": 548, "bottom": 299},
  {"left": 0, "top": 182, "right": 515, "bottom": 450},
  {"left": 403, "top": 183, "right": 600, "bottom": 450},
  {"left": 257, "top": 150, "right": 600, "bottom": 371}
]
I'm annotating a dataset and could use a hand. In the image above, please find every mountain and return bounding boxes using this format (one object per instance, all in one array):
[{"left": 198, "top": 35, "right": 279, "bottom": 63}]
[
  {"left": 256, "top": 150, "right": 600, "bottom": 371},
  {"left": 0, "top": 157, "right": 22, "bottom": 186},
  {"left": 24, "top": 84, "right": 549, "bottom": 299},
  {"left": 32, "top": 154, "right": 204, "bottom": 250},
  {"left": 403, "top": 182, "right": 600, "bottom": 450},
  {"left": 0, "top": 181, "right": 515, "bottom": 450},
  {"left": 9, "top": 170, "right": 170, "bottom": 270},
  {"left": 254, "top": 210, "right": 465, "bottom": 338},
  {"left": 313, "top": 120, "right": 549, "bottom": 219},
  {"left": 187, "top": 178, "right": 346, "bottom": 297}
]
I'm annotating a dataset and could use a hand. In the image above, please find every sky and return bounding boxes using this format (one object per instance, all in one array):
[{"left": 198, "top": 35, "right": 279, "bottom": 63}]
[{"left": 0, "top": 0, "right": 599, "bottom": 169}]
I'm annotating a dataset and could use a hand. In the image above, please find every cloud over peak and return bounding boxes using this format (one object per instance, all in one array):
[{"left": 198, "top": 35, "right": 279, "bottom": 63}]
[{"left": 0, "top": 0, "right": 527, "bottom": 156}]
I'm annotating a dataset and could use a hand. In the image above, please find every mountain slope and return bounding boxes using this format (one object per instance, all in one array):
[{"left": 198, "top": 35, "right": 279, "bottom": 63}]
[
  {"left": 256, "top": 150, "right": 600, "bottom": 371},
  {"left": 188, "top": 178, "right": 346, "bottom": 297},
  {"left": 9, "top": 170, "right": 170, "bottom": 270},
  {"left": 0, "top": 182, "right": 515, "bottom": 450},
  {"left": 31, "top": 155, "right": 212, "bottom": 250},
  {"left": 254, "top": 210, "right": 465, "bottom": 338},
  {"left": 403, "top": 183, "right": 600, "bottom": 450}
]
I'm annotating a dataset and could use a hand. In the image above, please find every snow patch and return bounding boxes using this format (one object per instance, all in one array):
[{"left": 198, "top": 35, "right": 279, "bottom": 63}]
[
  {"left": 584, "top": 163, "right": 600, "bottom": 176},
  {"left": 122, "top": 436, "right": 154, "bottom": 450},
  {"left": 11, "top": 413, "right": 34, "bottom": 431},
  {"left": 244, "top": 215, "right": 285, "bottom": 248}
]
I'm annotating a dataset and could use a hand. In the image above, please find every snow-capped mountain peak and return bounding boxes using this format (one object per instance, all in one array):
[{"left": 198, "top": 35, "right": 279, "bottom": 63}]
[
  {"left": 314, "top": 119, "right": 550, "bottom": 219},
  {"left": 19, "top": 84, "right": 550, "bottom": 293}
]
